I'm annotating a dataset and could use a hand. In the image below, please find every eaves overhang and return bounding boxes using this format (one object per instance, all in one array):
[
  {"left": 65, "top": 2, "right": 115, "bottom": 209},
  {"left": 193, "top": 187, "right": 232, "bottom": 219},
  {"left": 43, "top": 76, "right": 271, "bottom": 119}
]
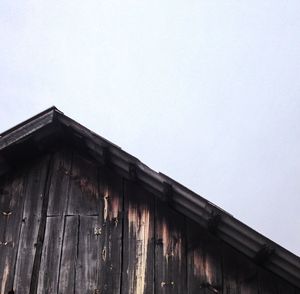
[{"left": 0, "top": 107, "right": 299, "bottom": 288}]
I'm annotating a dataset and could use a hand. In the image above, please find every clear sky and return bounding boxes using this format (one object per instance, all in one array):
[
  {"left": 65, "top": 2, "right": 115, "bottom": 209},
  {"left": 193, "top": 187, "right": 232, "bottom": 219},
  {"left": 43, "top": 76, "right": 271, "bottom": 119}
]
[{"left": 0, "top": 0, "right": 299, "bottom": 256}]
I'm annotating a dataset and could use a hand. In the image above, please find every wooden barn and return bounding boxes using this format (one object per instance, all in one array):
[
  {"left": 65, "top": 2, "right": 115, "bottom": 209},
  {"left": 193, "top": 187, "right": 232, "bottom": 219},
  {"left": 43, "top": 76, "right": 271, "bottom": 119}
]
[{"left": 0, "top": 106, "right": 299, "bottom": 294}]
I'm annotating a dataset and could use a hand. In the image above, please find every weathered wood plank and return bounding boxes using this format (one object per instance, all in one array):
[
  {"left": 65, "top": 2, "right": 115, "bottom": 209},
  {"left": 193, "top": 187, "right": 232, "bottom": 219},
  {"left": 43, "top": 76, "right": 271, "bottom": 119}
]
[
  {"left": 13, "top": 157, "right": 50, "bottom": 293},
  {"left": 0, "top": 170, "right": 26, "bottom": 294},
  {"left": 258, "top": 268, "right": 278, "bottom": 294},
  {"left": 37, "top": 216, "right": 64, "bottom": 294},
  {"left": 96, "top": 168, "right": 123, "bottom": 294},
  {"left": 0, "top": 177, "right": 9, "bottom": 245},
  {"left": 67, "top": 152, "right": 99, "bottom": 216},
  {"left": 122, "top": 181, "right": 155, "bottom": 294},
  {"left": 47, "top": 150, "right": 72, "bottom": 216},
  {"left": 155, "top": 201, "right": 186, "bottom": 294},
  {"left": 75, "top": 215, "right": 100, "bottom": 294},
  {"left": 222, "top": 243, "right": 258, "bottom": 294},
  {"left": 0, "top": 108, "right": 54, "bottom": 150},
  {"left": 187, "top": 220, "right": 222, "bottom": 294},
  {"left": 58, "top": 216, "right": 79, "bottom": 294},
  {"left": 276, "top": 276, "right": 296, "bottom": 294},
  {"left": 258, "top": 267, "right": 295, "bottom": 294}
]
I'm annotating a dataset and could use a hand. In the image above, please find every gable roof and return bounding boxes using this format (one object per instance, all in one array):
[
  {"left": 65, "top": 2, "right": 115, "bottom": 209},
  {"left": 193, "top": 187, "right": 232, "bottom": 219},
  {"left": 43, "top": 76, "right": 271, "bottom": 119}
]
[{"left": 0, "top": 106, "right": 299, "bottom": 287}]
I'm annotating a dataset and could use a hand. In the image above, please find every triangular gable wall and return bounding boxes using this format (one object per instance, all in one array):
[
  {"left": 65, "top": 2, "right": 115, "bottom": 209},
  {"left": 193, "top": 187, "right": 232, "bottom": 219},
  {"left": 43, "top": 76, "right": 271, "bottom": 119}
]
[{"left": 0, "top": 107, "right": 299, "bottom": 291}]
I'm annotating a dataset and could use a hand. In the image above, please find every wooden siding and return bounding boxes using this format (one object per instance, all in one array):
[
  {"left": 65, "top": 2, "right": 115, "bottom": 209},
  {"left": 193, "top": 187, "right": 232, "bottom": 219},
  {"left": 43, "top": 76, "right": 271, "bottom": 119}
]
[{"left": 0, "top": 148, "right": 299, "bottom": 294}]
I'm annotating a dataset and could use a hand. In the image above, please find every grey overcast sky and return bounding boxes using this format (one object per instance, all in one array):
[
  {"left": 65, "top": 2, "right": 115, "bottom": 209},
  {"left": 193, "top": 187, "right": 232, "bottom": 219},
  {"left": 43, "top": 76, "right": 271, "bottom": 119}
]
[{"left": 0, "top": 1, "right": 300, "bottom": 256}]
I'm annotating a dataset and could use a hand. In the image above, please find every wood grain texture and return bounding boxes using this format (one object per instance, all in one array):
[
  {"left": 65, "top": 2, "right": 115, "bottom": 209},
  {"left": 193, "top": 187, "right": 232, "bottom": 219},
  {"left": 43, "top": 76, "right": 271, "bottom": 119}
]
[
  {"left": 187, "top": 220, "right": 222, "bottom": 294},
  {"left": 37, "top": 216, "right": 64, "bottom": 294},
  {"left": 276, "top": 275, "right": 296, "bottom": 294},
  {"left": 76, "top": 215, "right": 100, "bottom": 294},
  {"left": 58, "top": 216, "right": 79, "bottom": 294},
  {"left": 97, "top": 168, "right": 123, "bottom": 294},
  {"left": 258, "top": 268, "right": 296, "bottom": 294},
  {"left": 155, "top": 201, "right": 186, "bottom": 294},
  {"left": 0, "top": 148, "right": 299, "bottom": 293},
  {"left": 122, "top": 181, "right": 155, "bottom": 294},
  {"left": 0, "top": 169, "right": 26, "bottom": 294},
  {"left": 258, "top": 268, "right": 278, "bottom": 294},
  {"left": 47, "top": 150, "right": 72, "bottom": 216},
  {"left": 13, "top": 157, "right": 49, "bottom": 293},
  {"left": 67, "top": 153, "right": 99, "bottom": 216},
  {"left": 0, "top": 178, "right": 9, "bottom": 242},
  {"left": 222, "top": 243, "right": 258, "bottom": 294}
]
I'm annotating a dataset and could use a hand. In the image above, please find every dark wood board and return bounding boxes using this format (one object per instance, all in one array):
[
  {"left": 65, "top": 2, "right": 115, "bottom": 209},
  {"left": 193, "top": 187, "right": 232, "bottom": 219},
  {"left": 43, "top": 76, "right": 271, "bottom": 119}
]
[
  {"left": 67, "top": 152, "right": 99, "bottom": 216},
  {"left": 58, "top": 215, "right": 79, "bottom": 293},
  {"left": 155, "top": 201, "right": 187, "bottom": 294},
  {"left": 258, "top": 268, "right": 296, "bottom": 294},
  {"left": 13, "top": 157, "right": 49, "bottom": 293},
  {"left": 0, "top": 177, "right": 9, "bottom": 245},
  {"left": 47, "top": 150, "right": 72, "bottom": 216},
  {"left": 96, "top": 168, "right": 123, "bottom": 294},
  {"left": 75, "top": 215, "right": 101, "bottom": 294},
  {"left": 122, "top": 180, "right": 155, "bottom": 294},
  {"left": 37, "top": 216, "right": 64, "bottom": 293},
  {"left": 0, "top": 169, "right": 26, "bottom": 294},
  {"left": 187, "top": 220, "right": 222, "bottom": 294},
  {"left": 258, "top": 268, "right": 278, "bottom": 294},
  {"left": 222, "top": 243, "right": 258, "bottom": 294},
  {"left": 276, "top": 276, "right": 296, "bottom": 294}
]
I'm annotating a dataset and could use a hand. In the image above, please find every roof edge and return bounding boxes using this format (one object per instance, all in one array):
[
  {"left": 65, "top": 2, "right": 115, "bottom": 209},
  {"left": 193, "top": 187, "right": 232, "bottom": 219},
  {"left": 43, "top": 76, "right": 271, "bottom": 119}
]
[{"left": 0, "top": 107, "right": 299, "bottom": 288}]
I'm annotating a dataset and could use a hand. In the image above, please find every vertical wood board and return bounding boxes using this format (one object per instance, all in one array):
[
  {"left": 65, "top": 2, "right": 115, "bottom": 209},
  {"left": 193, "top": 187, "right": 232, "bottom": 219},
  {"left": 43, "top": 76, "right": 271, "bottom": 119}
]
[
  {"left": 58, "top": 216, "right": 79, "bottom": 294},
  {"left": 222, "top": 243, "right": 258, "bottom": 294},
  {"left": 37, "top": 216, "right": 64, "bottom": 294},
  {"left": 122, "top": 181, "right": 155, "bottom": 294},
  {"left": 75, "top": 215, "right": 101, "bottom": 294},
  {"left": 47, "top": 150, "right": 72, "bottom": 216},
  {"left": 67, "top": 153, "right": 99, "bottom": 216},
  {"left": 187, "top": 220, "right": 222, "bottom": 294},
  {"left": 13, "top": 157, "right": 49, "bottom": 293},
  {"left": 155, "top": 201, "right": 186, "bottom": 294},
  {"left": 0, "top": 169, "right": 26, "bottom": 294},
  {"left": 96, "top": 168, "right": 123, "bottom": 294}
]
